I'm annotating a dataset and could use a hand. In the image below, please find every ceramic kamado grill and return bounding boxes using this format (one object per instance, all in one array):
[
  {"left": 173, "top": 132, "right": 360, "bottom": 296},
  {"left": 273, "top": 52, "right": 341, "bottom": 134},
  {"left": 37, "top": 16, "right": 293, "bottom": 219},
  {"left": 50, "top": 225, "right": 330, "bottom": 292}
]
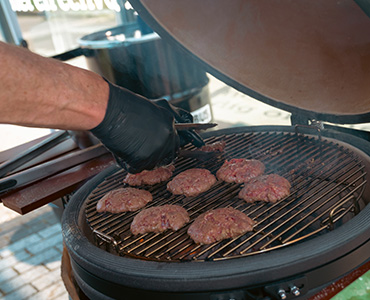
[{"left": 61, "top": 1, "right": 370, "bottom": 299}]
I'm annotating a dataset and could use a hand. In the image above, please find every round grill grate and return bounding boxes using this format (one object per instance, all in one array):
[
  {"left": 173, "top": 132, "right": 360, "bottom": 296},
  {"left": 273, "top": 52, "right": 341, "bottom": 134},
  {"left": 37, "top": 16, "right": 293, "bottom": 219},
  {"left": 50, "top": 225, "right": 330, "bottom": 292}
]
[{"left": 84, "top": 131, "right": 367, "bottom": 262}]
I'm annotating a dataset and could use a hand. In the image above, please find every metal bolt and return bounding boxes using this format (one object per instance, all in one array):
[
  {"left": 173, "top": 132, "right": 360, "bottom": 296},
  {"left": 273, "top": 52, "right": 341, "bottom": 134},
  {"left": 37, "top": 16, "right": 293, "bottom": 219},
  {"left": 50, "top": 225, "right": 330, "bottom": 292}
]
[
  {"left": 290, "top": 285, "right": 301, "bottom": 296},
  {"left": 277, "top": 289, "right": 287, "bottom": 300}
]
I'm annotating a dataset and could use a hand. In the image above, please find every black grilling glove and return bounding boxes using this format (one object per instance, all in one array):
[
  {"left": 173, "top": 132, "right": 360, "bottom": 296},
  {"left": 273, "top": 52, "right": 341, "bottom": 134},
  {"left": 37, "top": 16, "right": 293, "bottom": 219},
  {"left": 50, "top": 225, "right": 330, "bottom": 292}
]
[
  {"left": 154, "top": 99, "right": 205, "bottom": 148},
  {"left": 90, "top": 80, "right": 180, "bottom": 174}
]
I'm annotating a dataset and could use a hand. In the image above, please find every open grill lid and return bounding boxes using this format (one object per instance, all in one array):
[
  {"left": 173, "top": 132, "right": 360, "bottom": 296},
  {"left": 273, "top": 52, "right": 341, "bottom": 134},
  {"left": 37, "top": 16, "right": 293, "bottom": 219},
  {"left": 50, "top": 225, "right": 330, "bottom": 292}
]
[{"left": 130, "top": 0, "right": 370, "bottom": 123}]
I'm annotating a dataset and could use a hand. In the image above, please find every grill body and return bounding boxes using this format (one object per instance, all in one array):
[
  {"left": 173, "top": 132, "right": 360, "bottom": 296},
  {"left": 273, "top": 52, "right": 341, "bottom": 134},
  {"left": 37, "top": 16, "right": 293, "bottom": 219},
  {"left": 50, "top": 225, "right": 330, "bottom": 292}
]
[{"left": 62, "top": 126, "right": 370, "bottom": 300}]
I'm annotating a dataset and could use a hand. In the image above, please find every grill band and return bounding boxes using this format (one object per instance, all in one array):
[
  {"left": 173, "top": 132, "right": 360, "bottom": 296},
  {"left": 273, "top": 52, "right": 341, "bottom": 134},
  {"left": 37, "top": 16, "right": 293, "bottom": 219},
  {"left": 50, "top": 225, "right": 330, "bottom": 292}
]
[{"left": 69, "top": 241, "right": 370, "bottom": 299}]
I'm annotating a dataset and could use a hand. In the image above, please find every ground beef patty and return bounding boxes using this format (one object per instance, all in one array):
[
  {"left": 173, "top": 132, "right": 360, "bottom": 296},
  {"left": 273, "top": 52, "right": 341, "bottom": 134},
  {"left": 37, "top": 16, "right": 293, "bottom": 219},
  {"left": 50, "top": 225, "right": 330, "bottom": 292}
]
[
  {"left": 167, "top": 168, "right": 217, "bottom": 197},
  {"left": 216, "top": 158, "right": 265, "bottom": 184},
  {"left": 188, "top": 207, "right": 255, "bottom": 244},
  {"left": 96, "top": 187, "right": 152, "bottom": 213},
  {"left": 200, "top": 140, "right": 226, "bottom": 152},
  {"left": 130, "top": 205, "right": 190, "bottom": 235},
  {"left": 238, "top": 174, "right": 291, "bottom": 203},
  {"left": 123, "top": 165, "right": 175, "bottom": 186}
]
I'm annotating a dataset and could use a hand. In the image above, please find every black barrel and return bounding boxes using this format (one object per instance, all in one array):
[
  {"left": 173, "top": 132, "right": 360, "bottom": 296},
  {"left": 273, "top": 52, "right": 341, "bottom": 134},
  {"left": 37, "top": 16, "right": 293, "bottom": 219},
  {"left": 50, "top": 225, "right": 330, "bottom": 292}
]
[{"left": 79, "top": 24, "right": 213, "bottom": 123}]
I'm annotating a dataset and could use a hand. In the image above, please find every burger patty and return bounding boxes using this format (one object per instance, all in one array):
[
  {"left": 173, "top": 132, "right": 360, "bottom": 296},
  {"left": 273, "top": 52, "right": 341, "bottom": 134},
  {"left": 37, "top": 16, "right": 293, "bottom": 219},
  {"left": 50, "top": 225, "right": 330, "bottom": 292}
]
[
  {"left": 216, "top": 158, "right": 265, "bottom": 183},
  {"left": 167, "top": 168, "right": 217, "bottom": 197},
  {"left": 96, "top": 187, "right": 152, "bottom": 213},
  {"left": 238, "top": 174, "right": 291, "bottom": 203},
  {"left": 123, "top": 165, "right": 175, "bottom": 186},
  {"left": 187, "top": 207, "right": 255, "bottom": 244},
  {"left": 130, "top": 205, "right": 190, "bottom": 235},
  {"left": 200, "top": 140, "right": 226, "bottom": 152}
]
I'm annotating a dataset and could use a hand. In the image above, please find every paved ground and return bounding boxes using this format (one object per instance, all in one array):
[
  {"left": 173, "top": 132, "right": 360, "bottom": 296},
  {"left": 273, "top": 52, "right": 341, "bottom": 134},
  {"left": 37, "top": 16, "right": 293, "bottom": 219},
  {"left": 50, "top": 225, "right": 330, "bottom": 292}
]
[{"left": 0, "top": 204, "right": 66, "bottom": 300}]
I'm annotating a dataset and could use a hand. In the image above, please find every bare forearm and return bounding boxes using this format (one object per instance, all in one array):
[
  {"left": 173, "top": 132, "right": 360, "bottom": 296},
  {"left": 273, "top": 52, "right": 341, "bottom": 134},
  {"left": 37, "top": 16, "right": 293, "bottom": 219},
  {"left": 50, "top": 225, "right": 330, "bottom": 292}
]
[{"left": 0, "top": 41, "right": 108, "bottom": 130}]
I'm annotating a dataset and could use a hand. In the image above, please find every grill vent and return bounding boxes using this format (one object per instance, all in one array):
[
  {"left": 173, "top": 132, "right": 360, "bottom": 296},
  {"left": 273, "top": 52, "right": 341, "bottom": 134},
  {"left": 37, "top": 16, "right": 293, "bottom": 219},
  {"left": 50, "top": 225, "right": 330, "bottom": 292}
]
[{"left": 85, "top": 131, "right": 366, "bottom": 261}]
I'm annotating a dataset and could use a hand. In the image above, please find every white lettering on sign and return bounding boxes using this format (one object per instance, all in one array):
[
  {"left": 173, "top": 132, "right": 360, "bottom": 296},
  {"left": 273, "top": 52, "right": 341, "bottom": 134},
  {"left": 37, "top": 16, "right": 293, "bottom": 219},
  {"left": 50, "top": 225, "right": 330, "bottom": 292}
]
[
  {"left": 69, "top": 0, "right": 80, "bottom": 11},
  {"left": 85, "top": 0, "right": 96, "bottom": 10},
  {"left": 49, "top": 0, "right": 58, "bottom": 11},
  {"left": 33, "top": 0, "right": 46, "bottom": 11},
  {"left": 56, "top": 0, "right": 69, "bottom": 11},
  {"left": 104, "top": 0, "right": 119, "bottom": 11},
  {"left": 191, "top": 104, "right": 213, "bottom": 124},
  {"left": 9, "top": 0, "right": 34, "bottom": 12},
  {"left": 9, "top": 0, "right": 121, "bottom": 12},
  {"left": 93, "top": 0, "right": 103, "bottom": 10},
  {"left": 37, "top": 0, "right": 57, "bottom": 11}
]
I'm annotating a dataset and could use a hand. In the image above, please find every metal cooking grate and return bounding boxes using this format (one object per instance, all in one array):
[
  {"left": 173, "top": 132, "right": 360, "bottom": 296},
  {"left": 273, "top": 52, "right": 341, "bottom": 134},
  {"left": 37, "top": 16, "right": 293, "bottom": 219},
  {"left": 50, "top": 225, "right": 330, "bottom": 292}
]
[{"left": 84, "top": 131, "right": 367, "bottom": 262}]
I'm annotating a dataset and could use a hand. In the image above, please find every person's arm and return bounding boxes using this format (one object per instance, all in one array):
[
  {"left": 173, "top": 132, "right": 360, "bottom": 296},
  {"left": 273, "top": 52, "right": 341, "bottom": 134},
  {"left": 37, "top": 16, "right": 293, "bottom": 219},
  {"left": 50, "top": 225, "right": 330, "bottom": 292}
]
[
  {"left": 0, "top": 41, "right": 108, "bottom": 130},
  {"left": 0, "top": 42, "right": 197, "bottom": 173}
]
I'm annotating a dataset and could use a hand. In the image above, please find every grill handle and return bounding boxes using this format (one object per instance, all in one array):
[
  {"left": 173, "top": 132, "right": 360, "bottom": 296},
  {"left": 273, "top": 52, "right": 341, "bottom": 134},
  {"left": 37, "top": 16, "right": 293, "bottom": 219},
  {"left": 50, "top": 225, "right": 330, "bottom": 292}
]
[
  {"left": 0, "top": 130, "right": 70, "bottom": 178},
  {"left": 0, "top": 144, "right": 108, "bottom": 194}
]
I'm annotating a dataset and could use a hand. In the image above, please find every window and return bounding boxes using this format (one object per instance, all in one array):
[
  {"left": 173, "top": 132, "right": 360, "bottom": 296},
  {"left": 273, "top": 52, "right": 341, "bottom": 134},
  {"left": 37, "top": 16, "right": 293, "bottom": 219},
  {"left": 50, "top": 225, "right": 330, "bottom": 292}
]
[{"left": 3, "top": 0, "right": 133, "bottom": 56}]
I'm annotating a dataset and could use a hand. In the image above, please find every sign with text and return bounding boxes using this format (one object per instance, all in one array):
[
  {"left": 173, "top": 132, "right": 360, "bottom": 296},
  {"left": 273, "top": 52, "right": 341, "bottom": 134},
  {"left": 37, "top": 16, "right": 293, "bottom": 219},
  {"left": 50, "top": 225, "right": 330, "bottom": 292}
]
[
  {"left": 10, "top": 0, "right": 121, "bottom": 12},
  {"left": 191, "top": 104, "right": 213, "bottom": 124}
]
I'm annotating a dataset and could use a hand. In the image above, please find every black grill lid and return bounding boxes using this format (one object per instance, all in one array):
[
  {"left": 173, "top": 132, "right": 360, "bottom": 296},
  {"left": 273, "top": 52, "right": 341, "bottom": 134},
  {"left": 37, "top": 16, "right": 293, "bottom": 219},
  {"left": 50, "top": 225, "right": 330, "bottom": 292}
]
[{"left": 130, "top": 0, "right": 370, "bottom": 123}]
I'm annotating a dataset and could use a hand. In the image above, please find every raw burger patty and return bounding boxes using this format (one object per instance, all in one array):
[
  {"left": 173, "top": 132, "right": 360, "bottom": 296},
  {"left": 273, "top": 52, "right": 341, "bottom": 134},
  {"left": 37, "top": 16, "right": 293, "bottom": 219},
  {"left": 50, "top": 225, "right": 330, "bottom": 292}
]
[
  {"left": 200, "top": 140, "right": 226, "bottom": 152},
  {"left": 130, "top": 205, "right": 190, "bottom": 235},
  {"left": 238, "top": 174, "right": 291, "bottom": 203},
  {"left": 167, "top": 168, "right": 217, "bottom": 197},
  {"left": 96, "top": 187, "right": 152, "bottom": 213},
  {"left": 216, "top": 158, "right": 265, "bottom": 183},
  {"left": 188, "top": 207, "right": 255, "bottom": 244},
  {"left": 123, "top": 165, "right": 175, "bottom": 186}
]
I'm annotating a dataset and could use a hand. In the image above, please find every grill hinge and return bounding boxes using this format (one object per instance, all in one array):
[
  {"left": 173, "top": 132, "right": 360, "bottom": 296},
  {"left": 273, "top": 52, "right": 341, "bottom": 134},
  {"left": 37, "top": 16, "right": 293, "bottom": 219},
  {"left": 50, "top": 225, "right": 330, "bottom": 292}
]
[{"left": 264, "top": 276, "right": 308, "bottom": 299}]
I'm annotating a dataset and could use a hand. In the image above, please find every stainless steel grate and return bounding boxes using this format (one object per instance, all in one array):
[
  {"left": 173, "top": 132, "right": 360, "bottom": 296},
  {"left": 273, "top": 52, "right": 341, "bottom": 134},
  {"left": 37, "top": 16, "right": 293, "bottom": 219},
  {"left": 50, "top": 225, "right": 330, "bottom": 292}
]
[{"left": 84, "top": 131, "right": 367, "bottom": 261}]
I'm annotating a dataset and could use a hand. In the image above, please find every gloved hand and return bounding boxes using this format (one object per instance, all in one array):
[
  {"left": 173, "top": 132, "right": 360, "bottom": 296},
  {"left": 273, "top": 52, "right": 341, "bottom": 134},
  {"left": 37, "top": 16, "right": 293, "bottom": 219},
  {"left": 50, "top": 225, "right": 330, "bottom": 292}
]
[
  {"left": 154, "top": 99, "right": 205, "bottom": 147},
  {"left": 90, "top": 80, "right": 180, "bottom": 173}
]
